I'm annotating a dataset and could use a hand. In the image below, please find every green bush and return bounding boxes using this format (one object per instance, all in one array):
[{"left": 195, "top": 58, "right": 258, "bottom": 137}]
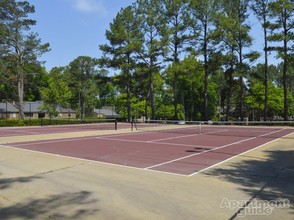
[
  {"left": 0, "top": 118, "right": 118, "bottom": 127},
  {"left": 0, "top": 120, "right": 25, "bottom": 127}
]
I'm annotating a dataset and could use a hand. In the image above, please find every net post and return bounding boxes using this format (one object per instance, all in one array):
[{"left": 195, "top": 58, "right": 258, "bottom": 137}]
[
  {"left": 131, "top": 118, "right": 134, "bottom": 131},
  {"left": 199, "top": 122, "right": 202, "bottom": 135},
  {"left": 131, "top": 118, "right": 138, "bottom": 131},
  {"left": 115, "top": 119, "right": 118, "bottom": 130}
]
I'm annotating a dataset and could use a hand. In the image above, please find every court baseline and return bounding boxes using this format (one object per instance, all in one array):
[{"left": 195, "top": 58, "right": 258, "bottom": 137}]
[{"left": 2, "top": 126, "right": 293, "bottom": 176}]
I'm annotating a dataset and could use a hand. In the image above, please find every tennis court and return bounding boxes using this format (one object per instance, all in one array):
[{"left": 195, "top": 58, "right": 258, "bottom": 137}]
[
  {"left": 1, "top": 122, "right": 294, "bottom": 219},
  {"left": 0, "top": 119, "right": 119, "bottom": 137},
  {"left": 1, "top": 122, "right": 293, "bottom": 176}
]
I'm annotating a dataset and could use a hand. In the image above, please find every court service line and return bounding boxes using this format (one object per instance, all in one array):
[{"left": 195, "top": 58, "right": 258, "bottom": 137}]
[
  {"left": 0, "top": 129, "right": 40, "bottom": 135},
  {"left": 95, "top": 136, "right": 212, "bottom": 149},
  {"left": 143, "top": 128, "right": 229, "bottom": 142},
  {"left": 200, "top": 129, "right": 230, "bottom": 135},
  {"left": 188, "top": 129, "right": 290, "bottom": 176},
  {"left": 8, "top": 136, "right": 102, "bottom": 147},
  {"left": 144, "top": 136, "right": 258, "bottom": 170},
  {"left": 6, "top": 131, "right": 158, "bottom": 147},
  {"left": 0, "top": 144, "right": 188, "bottom": 178},
  {"left": 258, "top": 128, "right": 286, "bottom": 137},
  {"left": 145, "top": 133, "right": 199, "bottom": 142},
  {"left": 145, "top": 128, "right": 286, "bottom": 171}
]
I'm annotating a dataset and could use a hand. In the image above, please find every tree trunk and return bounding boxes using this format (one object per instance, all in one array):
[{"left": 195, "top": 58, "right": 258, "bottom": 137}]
[
  {"left": 17, "top": 62, "right": 25, "bottom": 120},
  {"left": 203, "top": 21, "right": 209, "bottom": 121},
  {"left": 264, "top": 30, "right": 268, "bottom": 121},
  {"left": 283, "top": 58, "right": 288, "bottom": 121},
  {"left": 17, "top": 70, "right": 24, "bottom": 120},
  {"left": 282, "top": 13, "right": 288, "bottom": 121},
  {"left": 240, "top": 76, "right": 244, "bottom": 121},
  {"left": 204, "top": 66, "right": 209, "bottom": 121},
  {"left": 150, "top": 73, "right": 155, "bottom": 120},
  {"left": 173, "top": 71, "right": 178, "bottom": 120},
  {"left": 127, "top": 55, "right": 132, "bottom": 122},
  {"left": 226, "top": 67, "right": 234, "bottom": 121}
]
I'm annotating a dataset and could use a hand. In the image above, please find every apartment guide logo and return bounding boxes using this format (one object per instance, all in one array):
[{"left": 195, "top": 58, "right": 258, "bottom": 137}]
[{"left": 220, "top": 198, "right": 290, "bottom": 217}]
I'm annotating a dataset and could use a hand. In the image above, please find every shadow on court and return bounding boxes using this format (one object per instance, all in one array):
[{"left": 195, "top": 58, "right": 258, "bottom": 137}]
[
  {"left": 0, "top": 175, "right": 98, "bottom": 219},
  {"left": 205, "top": 150, "right": 294, "bottom": 217},
  {"left": 0, "top": 176, "right": 41, "bottom": 190},
  {"left": 0, "top": 189, "right": 98, "bottom": 219}
]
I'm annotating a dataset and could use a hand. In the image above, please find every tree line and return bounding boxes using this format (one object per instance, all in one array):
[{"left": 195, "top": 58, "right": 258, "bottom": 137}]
[{"left": 0, "top": 0, "right": 293, "bottom": 121}]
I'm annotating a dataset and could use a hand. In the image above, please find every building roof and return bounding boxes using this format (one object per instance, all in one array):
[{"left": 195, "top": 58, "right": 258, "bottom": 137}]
[
  {"left": 56, "top": 106, "right": 76, "bottom": 114},
  {"left": 0, "top": 101, "right": 76, "bottom": 114},
  {"left": 0, "top": 102, "right": 19, "bottom": 113},
  {"left": 23, "top": 102, "right": 75, "bottom": 113},
  {"left": 23, "top": 101, "right": 45, "bottom": 112},
  {"left": 94, "top": 107, "right": 118, "bottom": 117}
]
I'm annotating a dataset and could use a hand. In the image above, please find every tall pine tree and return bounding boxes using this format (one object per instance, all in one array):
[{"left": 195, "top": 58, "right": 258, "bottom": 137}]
[
  {"left": 268, "top": 0, "right": 294, "bottom": 121},
  {"left": 0, "top": 0, "right": 50, "bottom": 119},
  {"left": 99, "top": 6, "right": 142, "bottom": 121}
]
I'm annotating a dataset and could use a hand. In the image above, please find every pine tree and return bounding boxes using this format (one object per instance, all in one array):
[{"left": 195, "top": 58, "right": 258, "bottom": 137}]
[
  {"left": 268, "top": 0, "right": 294, "bottom": 120},
  {"left": 0, "top": 0, "right": 50, "bottom": 119},
  {"left": 99, "top": 6, "right": 142, "bottom": 122},
  {"left": 251, "top": 0, "right": 272, "bottom": 121}
]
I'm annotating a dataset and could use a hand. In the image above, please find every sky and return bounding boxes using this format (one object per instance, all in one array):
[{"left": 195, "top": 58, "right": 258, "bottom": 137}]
[
  {"left": 28, "top": 0, "right": 135, "bottom": 71},
  {"left": 27, "top": 0, "right": 278, "bottom": 72}
]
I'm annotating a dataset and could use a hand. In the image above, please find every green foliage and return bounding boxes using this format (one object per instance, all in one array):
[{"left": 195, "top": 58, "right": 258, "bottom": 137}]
[
  {"left": 0, "top": 120, "right": 25, "bottom": 127},
  {"left": 99, "top": 5, "right": 143, "bottom": 121},
  {"left": 66, "top": 56, "right": 99, "bottom": 118},
  {"left": 0, "top": 0, "right": 50, "bottom": 119},
  {"left": 1, "top": 0, "right": 293, "bottom": 123},
  {"left": 24, "top": 63, "right": 48, "bottom": 101},
  {"left": 246, "top": 82, "right": 285, "bottom": 117},
  {"left": 40, "top": 68, "right": 72, "bottom": 118}
]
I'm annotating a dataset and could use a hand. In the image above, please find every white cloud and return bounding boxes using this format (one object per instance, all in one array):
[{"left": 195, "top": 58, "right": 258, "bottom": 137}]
[{"left": 72, "top": 0, "right": 108, "bottom": 14}]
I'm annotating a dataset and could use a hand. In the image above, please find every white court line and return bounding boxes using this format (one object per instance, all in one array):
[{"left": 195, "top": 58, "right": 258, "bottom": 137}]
[
  {"left": 201, "top": 129, "right": 230, "bottom": 135},
  {"left": 0, "top": 144, "right": 188, "bottom": 178},
  {"left": 146, "top": 133, "right": 199, "bottom": 142},
  {"left": 1, "top": 128, "right": 291, "bottom": 178},
  {"left": 0, "top": 128, "right": 39, "bottom": 135},
  {"left": 144, "top": 127, "right": 288, "bottom": 170},
  {"left": 100, "top": 130, "right": 202, "bottom": 143},
  {"left": 8, "top": 132, "right": 211, "bottom": 149},
  {"left": 95, "top": 136, "right": 212, "bottom": 149},
  {"left": 8, "top": 136, "right": 99, "bottom": 147},
  {"left": 258, "top": 128, "right": 286, "bottom": 137},
  {"left": 189, "top": 128, "right": 290, "bottom": 176},
  {"left": 7, "top": 131, "right": 158, "bottom": 147},
  {"left": 6, "top": 131, "right": 198, "bottom": 147},
  {"left": 144, "top": 136, "right": 257, "bottom": 170}
]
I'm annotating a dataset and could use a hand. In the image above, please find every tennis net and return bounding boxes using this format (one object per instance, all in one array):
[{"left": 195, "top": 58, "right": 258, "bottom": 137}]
[
  {"left": 132, "top": 119, "right": 294, "bottom": 139},
  {"left": 40, "top": 118, "right": 118, "bottom": 130}
]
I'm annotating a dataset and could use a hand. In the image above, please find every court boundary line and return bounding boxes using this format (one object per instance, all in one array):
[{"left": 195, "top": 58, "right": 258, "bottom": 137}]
[
  {"left": 8, "top": 133, "right": 212, "bottom": 149},
  {"left": 144, "top": 137, "right": 257, "bottom": 170},
  {"left": 145, "top": 133, "right": 199, "bottom": 142},
  {"left": 0, "top": 129, "right": 40, "bottom": 135},
  {"left": 95, "top": 136, "right": 213, "bottom": 149},
  {"left": 145, "top": 128, "right": 286, "bottom": 171},
  {"left": 4, "top": 130, "right": 156, "bottom": 146},
  {"left": 1, "top": 127, "right": 291, "bottom": 177},
  {"left": 0, "top": 144, "right": 188, "bottom": 178},
  {"left": 188, "top": 129, "right": 292, "bottom": 176},
  {"left": 7, "top": 136, "right": 104, "bottom": 147}
]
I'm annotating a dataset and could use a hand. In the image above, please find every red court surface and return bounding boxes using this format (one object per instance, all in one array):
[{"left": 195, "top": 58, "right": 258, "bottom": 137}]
[
  {"left": 0, "top": 123, "right": 129, "bottom": 137},
  {"left": 2, "top": 126, "right": 294, "bottom": 176}
]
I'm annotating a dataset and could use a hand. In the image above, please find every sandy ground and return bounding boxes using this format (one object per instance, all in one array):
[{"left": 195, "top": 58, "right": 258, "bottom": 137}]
[{"left": 0, "top": 128, "right": 293, "bottom": 220}]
